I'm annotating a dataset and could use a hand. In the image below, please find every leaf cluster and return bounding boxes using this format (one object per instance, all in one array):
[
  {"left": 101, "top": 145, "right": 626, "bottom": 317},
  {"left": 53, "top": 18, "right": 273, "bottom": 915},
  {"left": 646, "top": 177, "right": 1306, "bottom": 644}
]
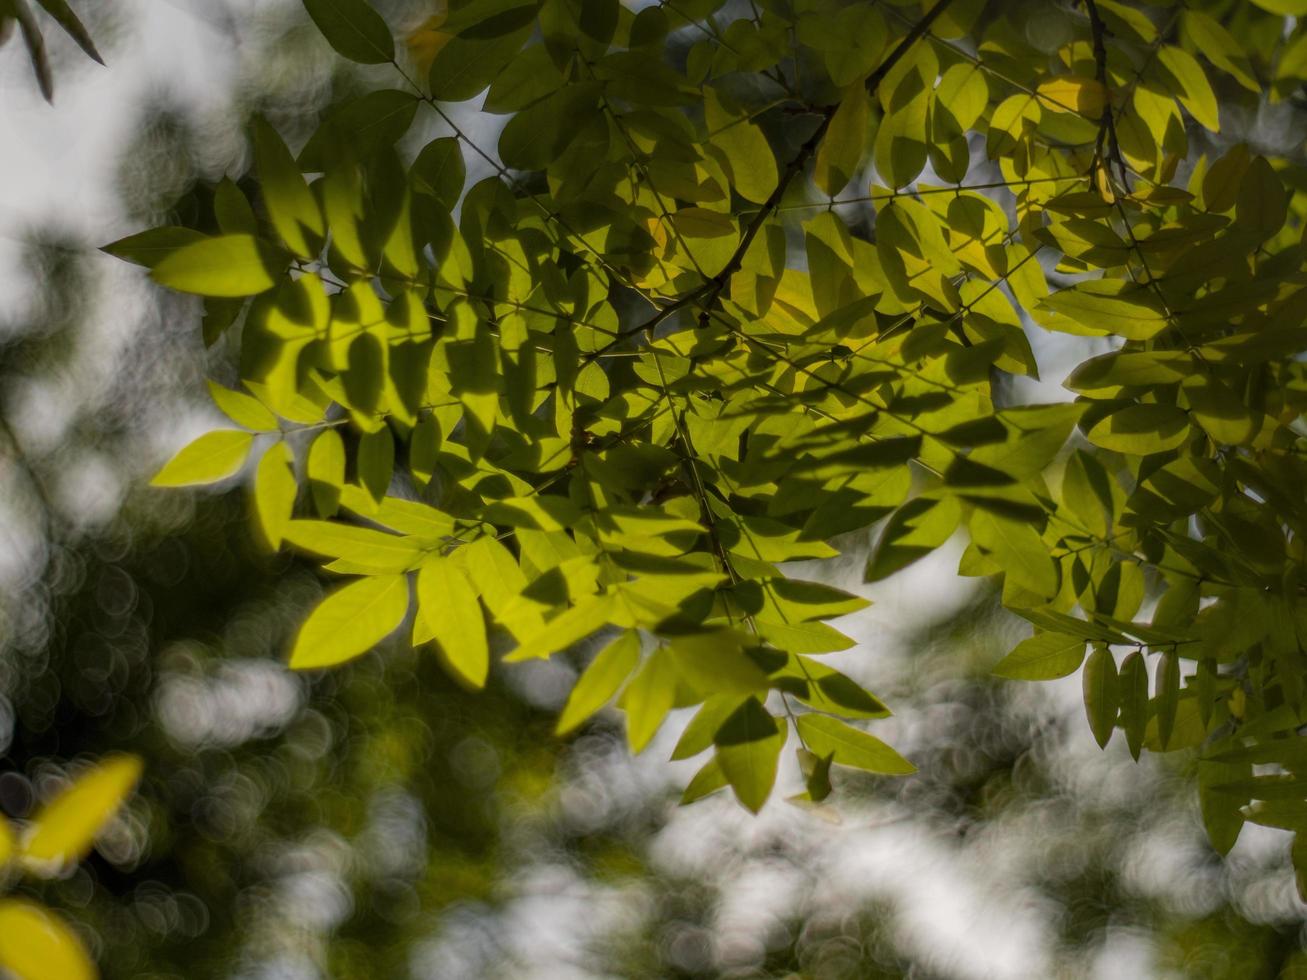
[{"left": 99, "top": 0, "right": 1307, "bottom": 858}]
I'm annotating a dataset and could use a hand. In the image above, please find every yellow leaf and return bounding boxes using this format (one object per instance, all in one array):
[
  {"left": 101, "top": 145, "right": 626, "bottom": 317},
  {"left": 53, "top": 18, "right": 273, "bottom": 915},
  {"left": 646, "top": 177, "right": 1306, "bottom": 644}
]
[
  {"left": 0, "top": 814, "right": 13, "bottom": 869},
  {"left": 1036, "top": 76, "right": 1107, "bottom": 117},
  {"left": 149, "top": 430, "right": 252, "bottom": 488},
  {"left": 407, "top": 9, "right": 449, "bottom": 78},
  {"left": 253, "top": 442, "right": 297, "bottom": 549},
  {"left": 0, "top": 900, "right": 95, "bottom": 980},
  {"left": 21, "top": 755, "right": 143, "bottom": 876},
  {"left": 815, "top": 87, "right": 869, "bottom": 196}
]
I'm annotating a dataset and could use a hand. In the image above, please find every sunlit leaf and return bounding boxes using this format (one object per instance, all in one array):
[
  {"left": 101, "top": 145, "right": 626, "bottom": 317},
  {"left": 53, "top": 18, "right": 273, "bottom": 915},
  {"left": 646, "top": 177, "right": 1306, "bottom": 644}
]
[
  {"left": 794, "top": 714, "right": 914, "bottom": 774},
  {"left": 253, "top": 442, "right": 297, "bottom": 549},
  {"left": 21, "top": 754, "right": 143, "bottom": 874},
  {"left": 556, "top": 630, "right": 641, "bottom": 735},
  {"left": 288, "top": 574, "right": 409, "bottom": 669},
  {"left": 415, "top": 555, "right": 489, "bottom": 688},
  {"left": 150, "top": 430, "right": 252, "bottom": 487},
  {"left": 151, "top": 235, "right": 284, "bottom": 297},
  {"left": 0, "top": 900, "right": 95, "bottom": 980}
]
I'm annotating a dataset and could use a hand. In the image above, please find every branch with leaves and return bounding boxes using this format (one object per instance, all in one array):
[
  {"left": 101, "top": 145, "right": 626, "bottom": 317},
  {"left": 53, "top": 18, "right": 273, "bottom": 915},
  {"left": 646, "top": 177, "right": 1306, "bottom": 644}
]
[{"left": 95, "top": 0, "right": 1307, "bottom": 873}]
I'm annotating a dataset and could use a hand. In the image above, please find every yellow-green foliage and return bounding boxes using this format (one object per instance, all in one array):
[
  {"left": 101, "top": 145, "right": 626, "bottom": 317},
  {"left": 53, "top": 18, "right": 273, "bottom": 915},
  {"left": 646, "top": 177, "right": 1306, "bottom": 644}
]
[{"left": 104, "top": 0, "right": 1307, "bottom": 866}]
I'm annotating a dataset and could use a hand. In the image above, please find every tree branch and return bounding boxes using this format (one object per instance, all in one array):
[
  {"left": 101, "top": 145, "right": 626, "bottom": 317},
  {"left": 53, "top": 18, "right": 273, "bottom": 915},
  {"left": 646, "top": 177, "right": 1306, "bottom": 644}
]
[
  {"left": 1084, "top": 0, "right": 1131, "bottom": 192},
  {"left": 586, "top": 0, "right": 957, "bottom": 359}
]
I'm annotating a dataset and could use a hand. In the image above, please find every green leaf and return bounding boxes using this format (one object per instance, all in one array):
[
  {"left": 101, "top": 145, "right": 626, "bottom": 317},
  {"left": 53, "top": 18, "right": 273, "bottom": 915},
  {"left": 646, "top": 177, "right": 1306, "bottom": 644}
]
[
  {"left": 307, "top": 428, "right": 345, "bottom": 517},
  {"left": 207, "top": 381, "right": 278, "bottom": 430},
  {"left": 865, "top": 495, "right": 961, "bottom": 582},
  {"left": 411, "top": 137, "right": 466, "bottom": 209},
  {"left": 358, "top": 426, "right": 394, "bottom": 504},
  {"left": 797, "top": 747, "right": 835, "bottom": 803},
  {"left": 20, "top": 754, "right": 142, "bottom": 874},
  {"left": 214, "top": 177, "right": 257, "bottom": 234},
  {"left": 1155, "top": 650, "right": 1180, "bottom": 750},
  {"left": 299, "top": 90, "right": 420, "bottom": 170},
  {"left": 302, "top": 0, "right": 394, "bottom": 64},
  {"left": 1082, "top": 646, "right": 1119, "bottom": 749},
  {"left": 415, "top": 555, "right": 489, "bottom": 688},
  {"left": 668, "top": 631, "right": 770, "bottom": 697},
  {"left": 713, "top": 697, "right": 785, "bottom": 813},
  {"left": 815, "top": 88, "right": 867, "bottom": 195},
  {"left": 622, "top": 647, "right": 677, "bottom": 753},
  {"left": 1038, "top": 281, "right": 1169, "bottom": 340},
  {"left": 0, "top": 900, "right": 96, "bottom": 980},
  {"left": 795, "top": 714, "right": 915, "bottom": 774},
  {"left": 428, "top": 20, "right": 533, "bottom": 102},
  {"left": 1235, "top": 156, "right": 1288, "bottom": 241},
  {"left": 1201, "top": 143, "right": 1251, "bottom": 213},
  {"left": 282, "top": 520, "right": 423, "bottom": 572},
  {"left": 672, "top": 695, "right": 745, "bottom": 761},
  {"left": 704, "top": 88, "right": 778, "bottom": 204},
  {"left": 1250, "top": 0, "right": 1307, "bottom": 12},
  {"left": 1157, "top": 45, "right": 1219, "bottom": 132},
  {"left": 873, "top": 46, "right": 934, "bottom": 188},
  {"left": 681, "top": 757, "right": 729, "bottom": 804},
  {"left": 968, "top": 509, "right": 1058, "bottom": 599},
  {"left": 253, "top": 442, "right": 297, "bottom": 549},
  {"left": 1118, "top": 650, "right": 1148, "bottom": 761},
  {"left": 1181, "top": 9, "right": 1259, "bottom": 93},
  {"left": 150, "top": 430, "right": 253, "bottom": 487},
  {"left": 253, "top": 118, "right": 325, "bottom": 259},
  {"left": 1085, "top": 404, "right": 1192, "bottom": 455},
  {"left": 151, "top": 235, "right": 284, "bottom": 297},
  {"left": 102, "top": 226, "right": 205, "bottom": 268},
  {"left": 556, "top": 630, "right": 641, "bottom": 734},
  {"left": 34, "top": 0, "right": 102, "bottom": 63},
  {"left": 289, "top": 573, "right": 409, "bottom": 669},
  {"left": 992, "top": 632, "right": 1086, "bottom": 681},
  {"left": 504, "top": 592, "right": 617, "bottom": 661},
  {"left": 1199, "top": 756, "right": 1248, "bottom": 854}
]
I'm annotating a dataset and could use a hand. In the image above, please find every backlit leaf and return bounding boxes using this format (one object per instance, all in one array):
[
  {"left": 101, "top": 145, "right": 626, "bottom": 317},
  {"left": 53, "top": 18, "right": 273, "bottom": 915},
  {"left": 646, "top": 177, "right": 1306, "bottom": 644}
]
[
  {"left": 21, "top": 754, "right": 142, "bottom": 875},
  {"left": 150, "top": 430, "right": 252, "bottom": 487},
  {"left": 253, "top": 442, "right": 297, "bottom": 549},
  {"left": 289, "top": 573, "right": 409, "bottom": 669},
  {"left": 992, "top": 632, "right": 1086, "bottom": 681},
  {"left": 415, "top": 555, "right": 489, "bottom": 688},
  {"left": 556, "top": 630, "right": 641, "bottom": 734},
  {"left": 795, "top": 714, "right": 914, "bottom": 775},
  {"left": 151, "top": 235, "right": 283, "bottom": 297},
  {"left": 0, "top": 900, "right": 95, "bottom": 980}
]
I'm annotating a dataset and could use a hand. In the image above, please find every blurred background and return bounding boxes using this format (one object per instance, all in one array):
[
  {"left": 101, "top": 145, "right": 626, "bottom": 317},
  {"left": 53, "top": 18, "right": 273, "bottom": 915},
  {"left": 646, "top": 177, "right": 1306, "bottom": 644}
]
[{"left": 3, "top": 1, "right": 1307, "bottom": 977}]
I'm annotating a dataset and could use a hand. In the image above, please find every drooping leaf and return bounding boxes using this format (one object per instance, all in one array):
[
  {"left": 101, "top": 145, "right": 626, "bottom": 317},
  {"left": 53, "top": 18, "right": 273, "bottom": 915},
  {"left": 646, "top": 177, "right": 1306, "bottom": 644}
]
[
  {"left": 1082, "top": 646, "right": 1119, "bottom": 749},
  {"left": 713, "top": 697, "right": 785, "bottom": 813},
  {"left": 556, "top": 630, "right": 641, "bottom": 735},
  {"left": 253, "top": 442, "right": 297, "bottom": 549},
  {"left": 622, "top": 647, "right": 677, "bottom": 754},
  {"left": 415, "top": 555, "right": 489, "bottom": 688},
  {"left": 307, "top": 428, "right": 346, "bottom": 517}
]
